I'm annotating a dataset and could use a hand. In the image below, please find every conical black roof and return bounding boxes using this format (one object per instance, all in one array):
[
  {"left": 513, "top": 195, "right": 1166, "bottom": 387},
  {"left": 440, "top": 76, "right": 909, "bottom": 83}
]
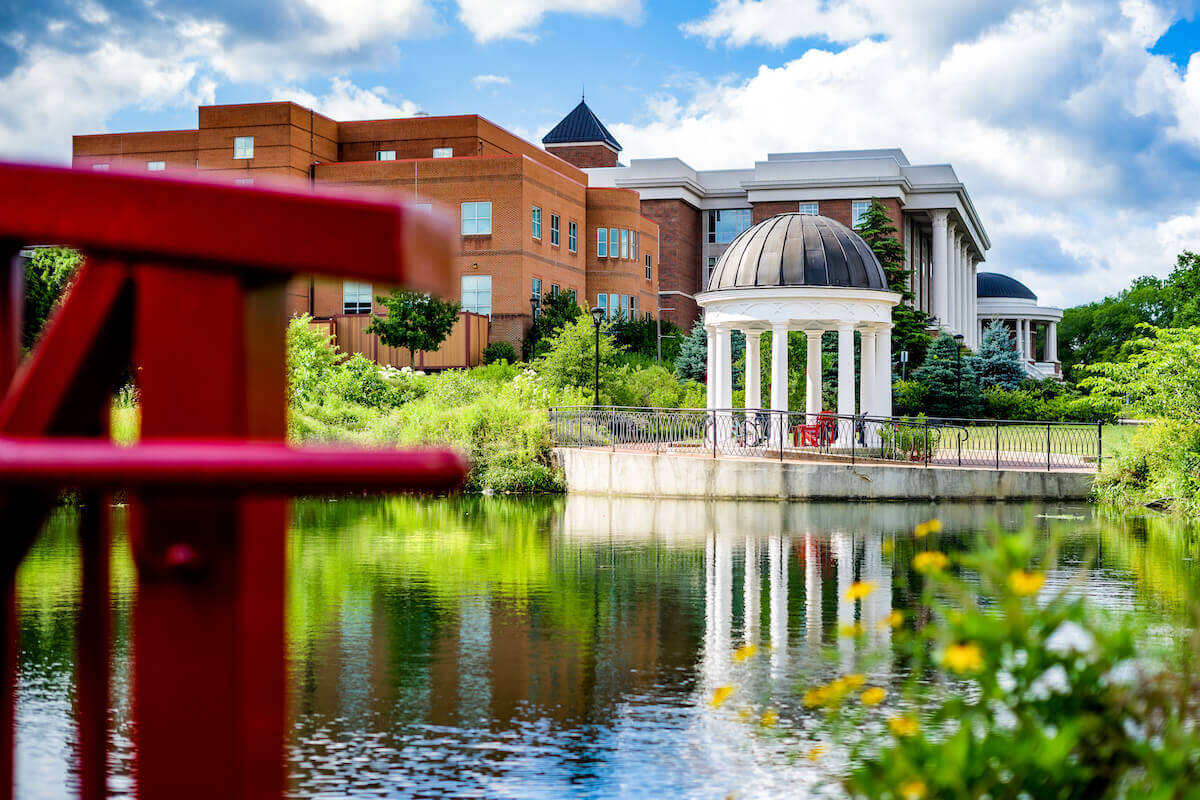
[{"left": 542, "top": 100, "right": 621, "bottom": 151}]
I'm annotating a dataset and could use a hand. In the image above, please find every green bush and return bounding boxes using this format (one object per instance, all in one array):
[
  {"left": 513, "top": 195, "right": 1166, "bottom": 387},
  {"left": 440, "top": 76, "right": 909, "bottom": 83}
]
[
  {"left": 482, "top": 341, "right": 517, "bottom": 365},
  {"left": 982, "top": 385, "right": 1121, "bottom": 423},
  {"left": 608, "top": 364, "right": 706, "bottom": 409},
  {"left": 877, "top": 414, "right": 939, "bottom": 460},
  {"left": 892, "top": 379, "right": 928, "bottom": 416},
  {"left": 1095, "top": 420, "right": 1200, "bottom": 513},
  {"left": 22, "top": 247, "right": 82, "bottom": 350}
]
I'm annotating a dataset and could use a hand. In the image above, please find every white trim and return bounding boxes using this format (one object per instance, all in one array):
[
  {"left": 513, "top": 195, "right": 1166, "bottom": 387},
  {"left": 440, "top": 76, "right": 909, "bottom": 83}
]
[{"left": 547, "top": 140, "right": 620, "bottom": 154}]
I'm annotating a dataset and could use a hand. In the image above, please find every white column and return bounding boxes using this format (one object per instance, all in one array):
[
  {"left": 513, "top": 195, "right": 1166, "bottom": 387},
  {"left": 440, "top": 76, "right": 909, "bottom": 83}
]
[
  {"left": 744, "top": 331, "right": 761, "bottom": 410},
  {"left": 805, "top": 330, "right": 822, "bottom": 422},
  {"left": 960, "top": 242, "right": 969, "bottom": 338},
  {"left": 875, "top": 324, "right": 892, "bottom": 418},
  {"left": 968, "top": 259, "right": 978, "bottom": 348},
  {"left": 769, "top": 534, "right": 789, "bottom": 679},
  {"left": 834, "top": 532, "right": 854, "bottom": 671},
  {"left": 837, "top": 324, "right": 855, "bottom": 447},
  {"left": 805, "top": 534, "right": 821, "bottom": 645},
  {"left": 705, "top": 326, "right": 716, "bottom": 410},
  {"left": 947, "top": 227, "right": 959, "bottom": 333},
  {"left": 1047, "top": 320, "right": 1058, "bottom": 362},
  {"left": 744, "top": 537, "right": 760, "bottom": 646},
  {"left": 1018, "top": 319, "right": 1028, "bottom": 361},
  {"left": 931, "top": 211, "right": 949, "bottom": 329},
  {"left": 770, "top": 324, "right": 789, "bottom": 447},
  {"left": 860, "top": 328, "right": 877, "bottom": 417}
]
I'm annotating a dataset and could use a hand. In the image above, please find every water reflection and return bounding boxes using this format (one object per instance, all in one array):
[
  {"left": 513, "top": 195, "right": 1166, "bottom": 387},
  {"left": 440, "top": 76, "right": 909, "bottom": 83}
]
[{"left": 11, "top": 498, "right": 1200, "bottom": 799}]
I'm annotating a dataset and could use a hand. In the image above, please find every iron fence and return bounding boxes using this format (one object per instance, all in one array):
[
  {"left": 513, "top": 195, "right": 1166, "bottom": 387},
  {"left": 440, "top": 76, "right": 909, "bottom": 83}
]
[{"left": 548, "top": 407, "right": 1103, "bottom": 472}]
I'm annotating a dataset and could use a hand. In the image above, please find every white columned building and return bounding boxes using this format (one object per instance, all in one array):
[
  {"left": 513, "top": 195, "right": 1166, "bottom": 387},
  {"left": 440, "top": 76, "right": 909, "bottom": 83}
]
[
  {"left": 976, "top": 272, "right": 1064, "bottom": 380},
  {"left": 698, "top": 213, "right": 900, "bottom": 442}
]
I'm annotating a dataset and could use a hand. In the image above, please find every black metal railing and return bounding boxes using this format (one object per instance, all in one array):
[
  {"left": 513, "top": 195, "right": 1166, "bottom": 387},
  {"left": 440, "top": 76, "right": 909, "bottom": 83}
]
[{"left": 548, "top": 407, "right": 1103, "bottom": 472}]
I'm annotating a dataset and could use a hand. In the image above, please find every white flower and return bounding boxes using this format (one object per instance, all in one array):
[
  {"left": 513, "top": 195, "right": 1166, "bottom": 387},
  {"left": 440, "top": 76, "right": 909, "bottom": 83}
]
[
  {"left": 996, "top": 670, "right": 1017, "bottom": 693},
  {"left": 1029, "top": 664, "right": 1070, "bottom": 698},
  {"left": 1104, "top": 660, "right": 1139, "bottom": 687},
  {"left": 1045, "top": 621, "right": 1095, "bottom": 657}
]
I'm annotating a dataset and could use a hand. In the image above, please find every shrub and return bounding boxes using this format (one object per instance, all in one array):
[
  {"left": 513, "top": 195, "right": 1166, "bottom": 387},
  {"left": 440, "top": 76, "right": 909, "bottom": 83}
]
[
  {"left": 1085, "top": 325, "right": 1200, "bottom": 421},
  {"left": 483, "top": 341, "right": 517, "bottom": 365},
  {"left": 892, "top": 379, "right": 928, "bottom": 416},
  {"left": 608, "top": 364, "right": 705, "bottom": 409},
  {"left": 1094, "top": 420, "right": 1200, "bottom": 513},
  {"left": 287, "top": 316, "right": 344, "bottom": 403},
  {"left": 535, "top": 316, "right": 624, "bottom": 396}
]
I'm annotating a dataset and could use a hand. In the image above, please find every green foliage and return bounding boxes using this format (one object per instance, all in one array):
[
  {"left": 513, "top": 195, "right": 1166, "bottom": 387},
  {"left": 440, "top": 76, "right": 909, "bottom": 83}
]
[
  {"left": 892, "top": 379, "right": 929, "bottom": 416},
  {"left": 981, "top": 380, "right": 1120, "bottom": 423},
  {"left": 675, "top": 322, "right": 708, "bottom": 382},
  {"left": 856, "top": 198, "right": 933, "bottom": 369},
  {"left": 911, "top": 334, "right": 983, "bottom": 417},
  {"left": 608, "top": 364, "right": 706, "bottom": 409},
  {"left": 286, "top": 316, "right": 344, "bottom": 403},
  {"left": 610, "top": 316, "right": 684, "bottom": 365},
  {"left": 522, "top": 290, "right": 582, "bottom": 360},
  {"left": 482, "top": 341, "right": 517, "bottom": 365},
  {"left": 1095, "top": 421, "right": 1200, "bottom": 514},
  {"left": 365, "top": 290, "right": 460, "bottom": 367},
  {"left": 535, "top": 316, "right": 624, "bottom": 397},
  {"left": 878, "top": 413, "right": 938, "bottom": 459},
  {"left": 977, "top": 319, "right": 1026, "bottom": 390},
  {"left": 1085, "top": 325, "right": 1200, "bottom": 421},
  {"left": 22, "top": 247, "right": 82, "bottom": 349}
]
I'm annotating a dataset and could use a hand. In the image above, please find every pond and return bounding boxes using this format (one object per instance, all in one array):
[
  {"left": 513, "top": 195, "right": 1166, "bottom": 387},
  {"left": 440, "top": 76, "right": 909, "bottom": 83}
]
[{"left": 15, "top": 497, "right": 1200, "bottom": 798}]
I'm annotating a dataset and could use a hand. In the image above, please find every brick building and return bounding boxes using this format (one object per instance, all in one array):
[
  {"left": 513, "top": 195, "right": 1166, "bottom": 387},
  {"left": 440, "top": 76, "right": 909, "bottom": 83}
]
[{"left": 72, "top": 101, "right": 659, "bottom": 352}]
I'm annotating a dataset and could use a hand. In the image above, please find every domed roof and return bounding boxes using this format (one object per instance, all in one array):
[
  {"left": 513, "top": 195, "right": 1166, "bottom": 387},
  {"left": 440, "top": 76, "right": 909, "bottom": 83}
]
[
  {"left": 706, "top": 214, "right": 889, "bottom": 292},
  {"left": 977, "top": 272, "right": 1037, "bottom": 301}
]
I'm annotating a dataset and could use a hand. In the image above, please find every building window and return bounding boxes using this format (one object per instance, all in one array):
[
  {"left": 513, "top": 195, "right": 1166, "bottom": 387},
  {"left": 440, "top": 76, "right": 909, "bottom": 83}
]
[
  {"left": 531, "top": 206, "right": 542, "bottom": 240},
  {"left": 609, "top": 228, "right": 619, "bottom": 258},
  {"left": 233, "top": 136, "right": 254, "bottom": 159},
  {"left": 798, "top": 202, "right": 819, "bottom": 215},
  {"left": 550, "top": 214, "right": 560, "bottom": 246},
  {"left": 461, "top": 201, "right": 492, "bottom": 235},
  {"left": 342, "top": 281, "right": 373, "bottom": 315},
  {"left": 705, "top": 256, "right": 717, "bottom": 288},
  {"left": 621, "top": 229, "right": 629, "bottom": 259},
  {"left": 597, "top": 293, "right": 608, "bottom": 317},
  {"left": 235, "top": 178, "right": 254, "bottom": 186},
  {"left": 619, "top": 294, "right": 629, "bottom": 319},
  {"left": 462, "top": 275, "right": 492, "bottom": 315},
  {"left": 597, "top": 228, "right": 608, "bottom": 258},
  {"left": 376, "top": 150, "right": 396, "bottom": 161},
  {"left": 92, "top": 164, "right": 109, "bottom": 171},
  {"left": 568, "top": 221, "right": 578, "bottom": 252},
  {"left": 433, "top": 147, "right": 452, "bottom": 158},
  {"left": 550, "top": 284, "right": 560, "bottom": 298},
  {"left": 147, "top": 161, "right": 165, "bottom": 171},
  {"left": 630, "top": 296, "right": 637, "bottom": 317},
  {"left": 645, "top": 254, "right": 652, "bottom": 280},
  {"left": 708, "top": 209, "right": 751, "bottom": 243},
  {"left": 631, "top": 231, "right": 637, "bottom": 259},
  {"left": 568, "top": 288, "right": 577, "bottom": 303},
  {"left": 852, "top": 200, "right": 872, "bottom": 228},
  {"left": 531, "top": 277, "right": 542, "bottom": 310}
]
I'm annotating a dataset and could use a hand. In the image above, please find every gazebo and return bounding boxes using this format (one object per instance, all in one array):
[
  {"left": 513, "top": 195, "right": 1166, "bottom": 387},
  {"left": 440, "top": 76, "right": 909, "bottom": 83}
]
[{"left": 696, "top": 213, "right": 900, "bottom": 445}]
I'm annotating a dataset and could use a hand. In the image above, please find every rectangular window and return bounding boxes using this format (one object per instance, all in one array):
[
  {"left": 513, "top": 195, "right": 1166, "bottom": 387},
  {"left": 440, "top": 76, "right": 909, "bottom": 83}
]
[
  {"left": 550, "top": 214, "right": 560, "bottom": 246},
  {"left": 621, "top": 229, "right": 629, "bottom": 259},
  {"left": 376, "top": 150, "right": 396, "bottom": 161},
  {"left": 531, "top": 278, "right": 542, "bottom": 312},
  {"left": 797, "top": 201, "right": 819, "bottom": 215},
  {"left": 461, "top": 201, "right": 492, "bottom": 235},
  {"left": 233, "top": 136, "right": 254, "bottom": 159},
  {"left": 707, "top": 208, "right": 752, "bottom": 243},
  {"left": 630, "top": 296, "right": 637, "bottom": 317},
  {"left": 852, "top": 200, "right": 872, "bottom": 228},
  {"left": 550, "top": 284, "right": 560, "bottom": 298},
  {"left": 597, "top": 228, "right": 608, "bottom": 258},
  {"left": 235, "top": 178, "right": 254, "bottom": 186},
  {"left": 631, "top": 231, "right": 637, "bottom": 259},
  {"left": 92, "top": 164, "right": 109, "bottom": 171},
  {"left": 342, "top": 281, "right": 373, "bottom": 315},
  {"left": 597, "top": 293, "right": 608, "bottom": 316},
  {"left": 433, "top": 147, "right": 453, "bottom": 158},
  {"left": 645, "top": 253, "right": 652, "bottom": 280},
  {"left": 461, "top": 275, "right": 492, "bottom": 315},
  {"left": 147, "top": 161, "right": 165, "bottom": 171},
  {"left": 620, "top": 294, "right": 630, "bottom": 319},
  {"left": 705, "top": 256, "right": 717, "bottom": 288},
  {"left": 568, "top": 221, "right": 578, "bottom": 252},
  {"left": 609, "top": 228, "right": 619, "bottom": 258},
  {"left": 531, "top": 206, "right": 542, "bottom": 240}
]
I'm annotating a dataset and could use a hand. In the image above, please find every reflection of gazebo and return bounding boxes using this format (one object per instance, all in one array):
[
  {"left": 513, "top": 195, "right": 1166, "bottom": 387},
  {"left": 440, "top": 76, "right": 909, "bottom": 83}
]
[{"left": 696, "top": 214, "right": 900, "bottom": 440}]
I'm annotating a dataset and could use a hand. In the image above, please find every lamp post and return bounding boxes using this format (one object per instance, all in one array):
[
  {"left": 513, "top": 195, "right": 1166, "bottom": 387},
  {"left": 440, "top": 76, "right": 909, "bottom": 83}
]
[
  {"left": 590, "top": 306, "right": 604, "bottom": 407},
  {"left": 529, "top": 293, "right": 540, "bottom": 320},
  {"left": 953, "top": 333, "right": 965, "bottom": 408}
]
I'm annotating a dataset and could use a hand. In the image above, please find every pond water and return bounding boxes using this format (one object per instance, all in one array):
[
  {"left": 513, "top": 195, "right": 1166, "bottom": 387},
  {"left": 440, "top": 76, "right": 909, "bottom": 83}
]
[{"left": 15, "top": 497, "right": 1200, "bottom": 799}]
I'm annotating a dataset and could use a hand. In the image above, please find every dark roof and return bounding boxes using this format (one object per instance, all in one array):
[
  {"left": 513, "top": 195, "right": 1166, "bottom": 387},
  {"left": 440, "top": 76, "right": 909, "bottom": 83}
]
[
  {"left": 542, "top": 100, "right": 621, "bottom": 151},
  {"left": 977, "top": 272, "right": 1037, "bottom": 301},
  {"left": 706, "top": 214, "right": 889, "bottom": 292}
]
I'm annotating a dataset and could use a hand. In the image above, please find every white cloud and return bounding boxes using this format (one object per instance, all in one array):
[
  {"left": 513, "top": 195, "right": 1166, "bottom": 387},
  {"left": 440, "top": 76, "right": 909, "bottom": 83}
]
[
  {"left": 456, "top": 0, "right": 641, "bottom": 43},
  {"left": 272, "top": 78, "right": 420, "bottom": 120},
  {"left": 472, "top": 73, "right": 512, "bottom": 89}
]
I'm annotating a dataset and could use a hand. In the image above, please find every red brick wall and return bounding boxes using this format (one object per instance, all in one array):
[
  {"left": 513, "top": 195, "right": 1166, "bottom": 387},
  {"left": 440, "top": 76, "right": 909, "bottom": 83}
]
[
  {"left": 640, "top": 199, "right": 701, "bottom": 330},
  {"left": 585, "top": 188, "right": 659, "bottom": 319},
  {"left": 819, "top": 198, "right": 903, "bottom": 236},
  {"left": 545, "top": 144, "right": 619, "bottom": 168},
  {"left": 751, "top": 201, "right": 797, "bottom": 224}
]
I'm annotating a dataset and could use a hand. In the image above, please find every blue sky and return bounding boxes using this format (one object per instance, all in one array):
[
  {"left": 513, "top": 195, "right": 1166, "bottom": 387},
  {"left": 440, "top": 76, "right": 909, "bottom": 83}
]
[{"left": 2, "top": 0, "right": 1199, "bottom": 308}]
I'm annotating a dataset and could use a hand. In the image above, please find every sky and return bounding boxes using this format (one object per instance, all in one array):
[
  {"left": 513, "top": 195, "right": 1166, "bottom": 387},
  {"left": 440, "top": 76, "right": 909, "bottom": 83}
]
[{"left": 2, "top": 0, "right": 1200, "bottom": 309}]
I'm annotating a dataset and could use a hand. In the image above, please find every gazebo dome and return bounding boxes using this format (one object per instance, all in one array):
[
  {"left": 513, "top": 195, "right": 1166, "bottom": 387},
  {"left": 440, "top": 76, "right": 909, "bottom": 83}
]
[
  {"left": 706, "top": 213, "right": 889, "bottom": 292},
  {"left": 977, "top": 271, "right": 1036, "bottom": 301}
]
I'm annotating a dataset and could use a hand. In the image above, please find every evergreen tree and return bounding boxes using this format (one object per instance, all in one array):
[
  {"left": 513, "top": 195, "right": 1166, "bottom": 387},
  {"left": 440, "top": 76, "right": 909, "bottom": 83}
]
[
  {"left": 675, "top": 321, "right": 708, "bottom": 382},
  {"left": 22, "top": 246, "right": 82, "bottom": 349},
  {"left": 976, "top": 320, "right": 1026, "bottom": 390},
  {"left": 856, "top": 198, "right": 933, "bottom": 367},
  {"left": 911, "top": 333, "right": 983, "bottom": 417}
]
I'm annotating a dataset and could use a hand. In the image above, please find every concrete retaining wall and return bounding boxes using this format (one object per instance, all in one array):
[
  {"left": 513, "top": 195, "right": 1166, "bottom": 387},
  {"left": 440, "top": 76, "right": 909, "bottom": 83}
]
[{"left": 555, "top": 448, "right": 1094, "bottom": 501}]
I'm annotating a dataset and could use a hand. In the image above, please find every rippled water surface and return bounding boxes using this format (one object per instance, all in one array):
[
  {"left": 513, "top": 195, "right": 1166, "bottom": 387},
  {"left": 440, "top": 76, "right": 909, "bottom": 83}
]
[{"left": 15, "top": 497, "right": 1200, "bottom": 798}]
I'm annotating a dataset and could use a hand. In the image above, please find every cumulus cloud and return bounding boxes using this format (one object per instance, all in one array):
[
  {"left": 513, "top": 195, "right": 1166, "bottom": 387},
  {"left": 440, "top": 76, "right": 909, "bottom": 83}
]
[
  {"left": 472, "top": 73, "right": 511, "bottom": 89},
  {"left": 272, "top": 78, "right": 420, "bottom": 120},
  {"left": 456, "top": 0, "right": 641, "bottom": 43}
]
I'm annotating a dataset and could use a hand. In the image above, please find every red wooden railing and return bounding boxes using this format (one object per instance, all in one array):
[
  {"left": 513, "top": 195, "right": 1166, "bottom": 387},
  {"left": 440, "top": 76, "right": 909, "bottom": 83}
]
[{"left": 0, "top": 163, "right": 466, "bottom": 800}]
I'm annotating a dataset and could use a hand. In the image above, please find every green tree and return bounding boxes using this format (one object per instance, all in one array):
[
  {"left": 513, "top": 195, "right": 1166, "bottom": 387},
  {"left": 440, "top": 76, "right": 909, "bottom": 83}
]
[
  {"left": 535, "top": 315, "right": 623, "bottom": 396},
  {"left": 610, "top": 316, "right": 684, "bottom": 364},
  {"left": 522, "top": 291, "right": 582, "bottom": 360},
  {"left": 22, "top": 247, "right": 83, "bottom": 349},
  {"left": 675, "top": 321, "right": 708, "bottom": 382},
  {"left": 976, "top": 319, "right": 1026, "bottom": 390},
  {"left": 1084, "top": 325, "right": 1200, "bottom": 421},
  {"left": 365, "top": 290, "right": 460, "bottom": 368},
  {"left": 911, "top": 333, "right": 983, "bottom": 417},
  {"left": 856, "top": 198, "right": 933, "bottom": 367}
]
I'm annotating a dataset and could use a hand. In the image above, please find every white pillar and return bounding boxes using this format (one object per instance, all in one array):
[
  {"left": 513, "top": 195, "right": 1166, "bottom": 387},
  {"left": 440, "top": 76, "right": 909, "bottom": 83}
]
[
  {"left": 960, "top": 242, "right": 970, "bottom": 338},
  {"left": 744, "top": 537, "right": 760, "bottom": 646},
  {"left": 805, "top": 330, "right": 822, "bottom": 422},
  {"left": 860, "top": 328, "right": 876, "bottom": 417},
  {"left": 875, "top": 324, "right": 892, "bottom": 418},
  {"left": 705, "top": 326, "right": 716, "bottom": 410},
  {"left": 968, "top": 259, "right": 978, "bottom": 349},
  {"left": 931, "top": 210, "right": 949, "bottom": 329},
  {"left": 770, "top": 324, "right": 789, "bottom": 447},
  {"left": 947, "top": 227, "right": 959, "bottom": 333},
  {"left": 744, "top": 331, "right": 761, "bottom": 410},
  {"left": 1018, "top": 319, "right": 1028, "bottom": 361},
  {"left": 837, "top": 324, "right": 855, "bottom": 447},
  {"left": 769, "top": 534, "right": 789, "bottom": 678},
  {"left": 805, "top": 533, "right": 821, "bottom": 644},
  {"left": 1047, "top": 320, "right": 1058, "bottom": 362}
]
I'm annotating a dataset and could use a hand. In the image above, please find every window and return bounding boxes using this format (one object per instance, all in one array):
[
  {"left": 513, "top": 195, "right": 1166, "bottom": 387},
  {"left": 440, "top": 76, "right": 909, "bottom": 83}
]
[
  {"left": 631, "top": 231, "right": 637, "bottom": 259},
  {"left": 852, "top": 200, "right": 871, "bottom": 229},
  {"left": 797, "top": 202, "right": 819, "bottom": 215},
  {"left": 568, "top": 289, "right": 577, "bottom": 303},
  {"left": 705, "top": 256, "right": 717, "bottom": 288},
  {"left": 609, "top": 228, "right": 619, "bottom": 258},
  {"left": 550, "top": 214, "right": 560, "bottom": 246},
  {"left": 433, "top": 147, "right": 453, "bottom": 158},
  {"left": 621, "top": 229, "right": 629, "bottom": 259},
  {"left": 147, "top": 161, "right": 165, "bottom": 171},
  {"left": 376, "top": 150, "right": 396, "bottom": 161},
  {"left": 235, "top": 178, "right": 254, "bottom": 186},
  {"left": 568, "top": 221, "right": 578, "bottom": 252},
  {"left": 707, "top": 209, "right": 751, "bottom": 243},
  {"left": 550, "top": 284, "right": 560, "bottom": 298},
  {"left": 461, "top": 201, "right": 492, "bottom": 235},
  {"left": 619, "top": 294, "right": 630, "bottom": 319},
  {"left": 630, "top": 296, "right": 637, "bottom": 317},
  {"left": 531, "top": 278, "right": 542, "bottom": 311},
  {"left": 531, "top": 206, "right": 542, "bottom": 240},
  {"left": 92, "top": 163, "right": 109, "bottom": 171},
  {"left": 233, "top": 136, "right": 254, "bottom": 159},
  {"left": 461, "top": 275, "right": 492, "bottom": 315},
  {"left": 645, "top": 253, "right": 652, "bottom": 280},
  {"left": 342, "top": 281, "right": 373, "bottom": 315},
  {"left": 597, "top": 228, "right": 608, "bottom": 258},
  {"left": 597, "top": 293, "right": 608, "bottom": 317}
]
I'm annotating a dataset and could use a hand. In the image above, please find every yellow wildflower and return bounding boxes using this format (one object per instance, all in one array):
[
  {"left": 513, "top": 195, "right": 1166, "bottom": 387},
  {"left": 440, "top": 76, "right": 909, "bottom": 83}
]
[
  {"left": 840, "top": 673, "right": 866, "bottom": 689},
  {"left": 1008, "top": 569, "right": 1046, "bottom": 597},
  {"left": 845, "top": 580, "right": 876, "bottom": 601},
  {"left": 838, "top": 622, "right": 865, "bottom": 638},
  {"left": 806, "top": 744, "right": 826, "bottom": 762},
  {"left": 733, "top": 643, "right": 758, "bottom": 662},
  {"left": 899, "top": 779, "right": 927, "bottom": 799},
  {"left": 760, "top": 708, "right": 779, "bottom": 728},
  {"left": 860, "top": 687, "right": 887, "bottom": 706},
  {"left": 914, "top": 518, "right": 942, "bottom": 538},
  {"left": 881, "top": 539, "right": 894, "bottom": 556},
  {"left": 913, "top": 551, "right": 950, "bottom": 574},
  {"left": 942, "top": 642, "right": 985, "bottom": 674},
  {"left": 710, "top": 685, "right": 735, "bottom": 708},
  {"left": 888, "top": 715, "right": 920, "bottom": 737},
  {"left": 879, "top": 610, "right": 904, "bottom": 630},
  {"left": 803, "top": 687, "right": 828, "bottom": 707},
  {"left": 736, "top": 707, "right": 754, "bottom": 723}
]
